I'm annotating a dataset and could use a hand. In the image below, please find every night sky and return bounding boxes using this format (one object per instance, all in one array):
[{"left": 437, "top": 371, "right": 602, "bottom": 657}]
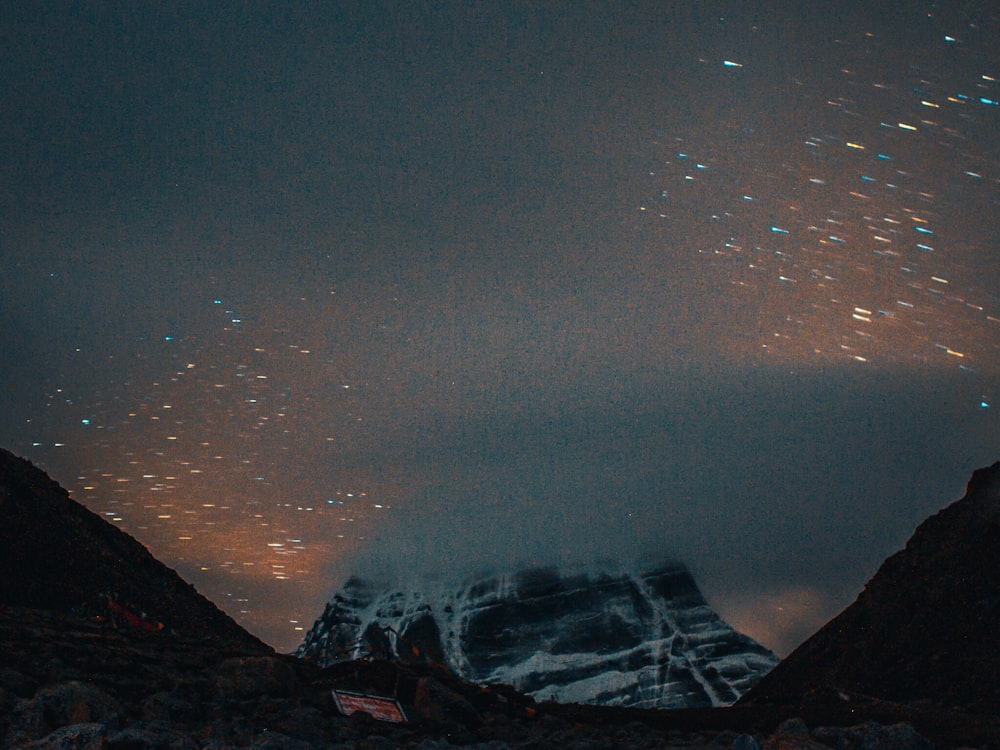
[{"left": 2, "top": 1, "right": 998, "bottom": 655}]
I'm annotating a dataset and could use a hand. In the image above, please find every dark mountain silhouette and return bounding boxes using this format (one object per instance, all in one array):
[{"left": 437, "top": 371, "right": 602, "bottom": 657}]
[
  {"left": 743, "top": 460, "right": 1000, "bottom": 714},
  {"left": 0, "top": 447, "right": 268, "bottom": 651}
]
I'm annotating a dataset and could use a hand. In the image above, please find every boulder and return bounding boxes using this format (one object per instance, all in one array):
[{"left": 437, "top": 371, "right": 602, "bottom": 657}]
[
  {"left": 8, "top": 682, "right": 119, "bottom": 745},
  {"left": 763, "top": 718, "right": 828, "bottom": 750},
  {"left": 23, "top": 723, "right": 106, "bottom": 750},
  {"left": 213, "top": 656, "right": 299, "bottom": 701},
  {"left": 105, "top": 723, "right": 200, "bottom": 749},
  {"left": 413, "top": 676, "right": 482, "bottom": 728},
  {"left": 812, "top": 722, "right": 933, "bottom": 750}
]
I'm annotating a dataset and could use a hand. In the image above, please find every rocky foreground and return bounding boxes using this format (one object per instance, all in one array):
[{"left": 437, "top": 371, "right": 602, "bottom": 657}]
[{"left": 1, "top": 605, "right": 986, "bottom": 749}]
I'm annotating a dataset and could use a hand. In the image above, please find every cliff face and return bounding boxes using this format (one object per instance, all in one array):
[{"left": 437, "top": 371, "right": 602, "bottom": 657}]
[
  {"left": 298, "top": 563, "right": 778, "bottom": 708},
  {"left": 744, "top": 461, "right": 1000, "bottom": 714}
]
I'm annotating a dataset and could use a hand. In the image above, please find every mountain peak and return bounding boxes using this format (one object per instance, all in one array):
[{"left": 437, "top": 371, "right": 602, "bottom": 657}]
[
  {"left": 298, "top": 561, "right": 777, "bottom": 708},
  {"left": 743, "top": 460, "right": 1000, "bottom": 714},
  {"left": 965, "top": 459, "right": 1000, "bottom": 497}
]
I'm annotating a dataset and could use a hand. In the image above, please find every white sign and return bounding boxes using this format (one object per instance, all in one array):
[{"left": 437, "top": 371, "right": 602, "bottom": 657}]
[{"left": 332, "top": 689, "right": 407, "bottom": 723}]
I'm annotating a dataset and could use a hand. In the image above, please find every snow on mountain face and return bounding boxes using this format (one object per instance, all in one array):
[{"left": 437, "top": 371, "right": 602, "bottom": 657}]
[{"left": 296, "top": 564, "right": 778, "bottom": 708}]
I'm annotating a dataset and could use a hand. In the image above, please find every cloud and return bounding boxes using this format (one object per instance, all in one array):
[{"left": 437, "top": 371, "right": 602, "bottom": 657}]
[
  {"left": 712, "top": 585, "right": 838, "bottom": 658},
  {"left": 328, "top": 363, "right": 992, "bottom": 652}
]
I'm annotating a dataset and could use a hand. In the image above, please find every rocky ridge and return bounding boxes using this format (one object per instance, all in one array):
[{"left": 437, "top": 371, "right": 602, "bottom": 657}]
[
  {"left": 743, "top": 460, "right": 1000, "bottom": 715},
  {"left": 297, "top": 564, "right": 778, "bottom": 708},
  {"left": 0, "top": 447, "right": 267, "bottom": 653}
]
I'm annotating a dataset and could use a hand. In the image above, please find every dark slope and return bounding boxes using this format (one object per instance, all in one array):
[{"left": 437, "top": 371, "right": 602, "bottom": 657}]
[
  {"left": 743, "top": 460, "right": 1000, "bottom": 714},
  {"left": 0, "top": 447, "right": 267, "bottom": 651}
]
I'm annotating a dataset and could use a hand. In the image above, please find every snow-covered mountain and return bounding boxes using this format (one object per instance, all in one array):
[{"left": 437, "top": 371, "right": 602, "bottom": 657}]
[{"left": 296, "top": 563, "right": 778, "bottom": 708}]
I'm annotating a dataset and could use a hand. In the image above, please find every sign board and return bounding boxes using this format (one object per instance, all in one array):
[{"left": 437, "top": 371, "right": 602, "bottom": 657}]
[{"left": 332, "top": 689, "right": 408, "bottom": 723}]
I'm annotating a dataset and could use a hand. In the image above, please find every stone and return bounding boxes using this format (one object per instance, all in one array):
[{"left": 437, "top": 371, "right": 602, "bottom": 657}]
[
  {"left": 213, "top": 656, "right": 300, "bottom": 701},
  {"left": 244, "top": 729, "right": 317, "bottom": 749},
  {"left": 414, "top": 676, "right": 482, "bottom": 728},
  {"left": 0, "top": 667, "right": 37, "bottom": 698},
  {"left": 733, "top": 733, "right": 762, "bottom": 750},
  {"left": 22, "top": 723, "right": 106, "bottom": 750},
  {"left": 812, "top": 722, "right": 933, "bottom": 750},
  {"left": 763, "top": 718, "right": 828, "bottom": 750},
  {"left": 8, "top": 682, "right": 119, "bottom": 744},
  {"left": 140, "top": 692, "right": 191, "bottom": 723},
  {"left": 104, "top": 723, "right": 200, "bottom": 749}
]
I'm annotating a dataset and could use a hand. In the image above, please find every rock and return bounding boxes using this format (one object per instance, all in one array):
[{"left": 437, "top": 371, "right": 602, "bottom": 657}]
[
  {"left": 8, "top": 682, "right": 119, "bottom": 745},
  {"left": 357, "top": 735, "right": 397, "bottom": 750},
  {"left": 399, "top": 611, "right": 446, "bottom": 665},
  {"left": 0, "top": 688, "right": 15, "bottom": 725},
  {"left": 0, "top": 667, "right": 37, "bottom": 698},
  {"left": 267, "top": 705, "right": 332, "bottom": 745},
  {"left": 105, "top": 723, "right": 200, "bottom": 749},
  {"left": 408, "top": 739, "right": 453, "bottom": 750},
  {"left": 244, "top": 729, "right": 317, "bottom": 749},
  {"left": 812, "top": 722, "right": 933, "bottom": 750},
  {"left": 763, "top": 718, "right": 828, "bottom": 750},
  {"left": 213, "top": 656, "right": 299, "bottom": 701},
  {"left": 22, "top": 723, "right": 106, "bottom": 750},
  {"left": 140, "top": 691, "right": 196, "bottom": 723},
  {"left": 733, "top": 733, "right": 762, "bottom": 750},
  {"left": 414, "top": 676, "right": 482, "bottom": 728}
]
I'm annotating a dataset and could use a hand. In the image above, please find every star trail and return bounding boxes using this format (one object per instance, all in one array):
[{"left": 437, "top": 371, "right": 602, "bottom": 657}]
[{"left": 638, "top": 34, "right": 1000, "bottom": 372}]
